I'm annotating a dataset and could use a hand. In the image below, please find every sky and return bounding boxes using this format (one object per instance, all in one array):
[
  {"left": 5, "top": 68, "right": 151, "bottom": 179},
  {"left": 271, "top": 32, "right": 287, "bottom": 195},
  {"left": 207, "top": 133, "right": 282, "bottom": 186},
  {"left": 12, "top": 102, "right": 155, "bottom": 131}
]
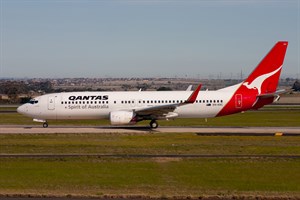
[{"left": 0, "top": 0, "right": 299, "bottom": 79}]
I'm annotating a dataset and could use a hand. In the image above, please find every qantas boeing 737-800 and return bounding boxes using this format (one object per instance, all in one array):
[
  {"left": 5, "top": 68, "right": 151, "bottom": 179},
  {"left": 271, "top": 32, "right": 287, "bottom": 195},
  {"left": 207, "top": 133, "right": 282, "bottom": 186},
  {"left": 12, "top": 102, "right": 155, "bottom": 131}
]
[{"left": 17, "top": 41, "right": 288, "bottom": 128}]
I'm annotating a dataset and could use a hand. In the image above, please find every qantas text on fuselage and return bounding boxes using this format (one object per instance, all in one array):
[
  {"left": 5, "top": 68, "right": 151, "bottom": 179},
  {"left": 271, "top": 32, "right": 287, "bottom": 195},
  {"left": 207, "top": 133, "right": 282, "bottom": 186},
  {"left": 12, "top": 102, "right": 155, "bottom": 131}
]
[{"left": 68, "top": 95, "right": 109, "bottom": 101}]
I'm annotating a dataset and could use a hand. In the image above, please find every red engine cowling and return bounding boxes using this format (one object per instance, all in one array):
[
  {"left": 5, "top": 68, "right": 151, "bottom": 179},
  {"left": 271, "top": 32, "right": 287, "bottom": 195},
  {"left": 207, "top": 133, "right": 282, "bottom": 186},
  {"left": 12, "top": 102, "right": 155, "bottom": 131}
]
[{"left": 109, "top": 111, "right": 136, "bottom": 125}]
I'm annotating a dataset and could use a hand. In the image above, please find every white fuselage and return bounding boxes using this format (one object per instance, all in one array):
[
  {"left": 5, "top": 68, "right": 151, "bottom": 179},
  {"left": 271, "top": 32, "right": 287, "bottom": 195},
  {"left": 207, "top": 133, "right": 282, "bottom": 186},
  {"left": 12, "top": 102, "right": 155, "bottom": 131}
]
[{"left": 17, "top": 85, "right": 240, "bottom": 121}]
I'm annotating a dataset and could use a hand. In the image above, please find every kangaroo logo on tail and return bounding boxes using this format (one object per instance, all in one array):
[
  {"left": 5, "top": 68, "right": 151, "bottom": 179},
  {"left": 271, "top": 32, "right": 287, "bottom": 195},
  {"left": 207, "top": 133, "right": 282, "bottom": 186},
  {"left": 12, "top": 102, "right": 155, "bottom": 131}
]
[{"left": 242, "top": 66, "right": 282, "bottom": 95}]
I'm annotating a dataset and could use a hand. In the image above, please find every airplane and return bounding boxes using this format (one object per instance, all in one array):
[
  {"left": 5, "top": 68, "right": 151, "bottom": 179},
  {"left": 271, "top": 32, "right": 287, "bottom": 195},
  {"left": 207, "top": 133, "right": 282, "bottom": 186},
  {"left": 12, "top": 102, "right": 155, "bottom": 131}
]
[{"left": 17, "top": 41, "right": 288, "bottom": 128}]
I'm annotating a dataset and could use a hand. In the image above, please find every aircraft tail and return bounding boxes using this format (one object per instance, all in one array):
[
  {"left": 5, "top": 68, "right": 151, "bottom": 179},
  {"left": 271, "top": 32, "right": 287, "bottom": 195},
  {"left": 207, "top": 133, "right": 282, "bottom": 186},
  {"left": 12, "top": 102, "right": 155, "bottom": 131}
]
[
  {"left": 217, "top": 41, "right": 288, "bottom": 116},
  {"left": 242, "top": 41, "right": 288, "bottom": 95}
]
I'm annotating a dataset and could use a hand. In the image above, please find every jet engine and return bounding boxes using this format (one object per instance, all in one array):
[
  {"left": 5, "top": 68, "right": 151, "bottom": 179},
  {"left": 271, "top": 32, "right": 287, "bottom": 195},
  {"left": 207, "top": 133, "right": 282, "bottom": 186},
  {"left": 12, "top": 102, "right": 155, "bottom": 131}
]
[{"left": 109, "top": 111, "right": 136, "bottom": 125}]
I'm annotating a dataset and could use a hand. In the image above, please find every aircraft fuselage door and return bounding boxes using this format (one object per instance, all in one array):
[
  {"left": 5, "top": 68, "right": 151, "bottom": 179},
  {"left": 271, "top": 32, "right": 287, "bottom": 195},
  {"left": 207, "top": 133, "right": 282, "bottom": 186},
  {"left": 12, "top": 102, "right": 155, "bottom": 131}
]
[
  {"left": 235, "top": 94, "right": 242, "bottom": 108},
  {"left": 48, "top": 96, "right": 55, "bottom": 110}
]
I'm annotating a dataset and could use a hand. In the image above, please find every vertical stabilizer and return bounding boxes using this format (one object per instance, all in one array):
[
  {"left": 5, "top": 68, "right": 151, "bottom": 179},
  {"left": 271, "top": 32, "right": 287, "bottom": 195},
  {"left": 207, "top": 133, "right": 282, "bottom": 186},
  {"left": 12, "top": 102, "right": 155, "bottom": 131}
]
[
  {"left": 242, "top": 41, "right": 288, "bottom": 95},
  {"left": 217, "top": 41, "right": 288, "bottom": 116}
]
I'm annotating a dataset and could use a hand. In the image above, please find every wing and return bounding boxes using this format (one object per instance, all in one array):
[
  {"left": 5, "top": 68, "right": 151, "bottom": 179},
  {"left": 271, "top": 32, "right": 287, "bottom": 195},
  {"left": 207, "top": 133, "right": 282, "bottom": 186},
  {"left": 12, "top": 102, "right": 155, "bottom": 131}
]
[{"left": 135, "top": 84, "right": 201, "bottom": 118}]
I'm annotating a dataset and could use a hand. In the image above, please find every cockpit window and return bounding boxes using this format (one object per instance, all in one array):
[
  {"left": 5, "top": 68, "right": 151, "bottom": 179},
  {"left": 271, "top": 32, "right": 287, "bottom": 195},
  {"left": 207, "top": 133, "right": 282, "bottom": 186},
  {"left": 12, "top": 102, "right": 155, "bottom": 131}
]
[{"left": 29, "top": 99, "right": 39, "bottom": 104}]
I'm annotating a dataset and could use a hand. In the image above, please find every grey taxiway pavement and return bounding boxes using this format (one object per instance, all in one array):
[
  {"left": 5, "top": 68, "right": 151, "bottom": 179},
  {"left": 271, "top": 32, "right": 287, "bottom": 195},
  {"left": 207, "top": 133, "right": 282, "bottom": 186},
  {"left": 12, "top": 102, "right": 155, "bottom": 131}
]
[{"left": 0, "top": 125, "right": 299, "bottom": 134}]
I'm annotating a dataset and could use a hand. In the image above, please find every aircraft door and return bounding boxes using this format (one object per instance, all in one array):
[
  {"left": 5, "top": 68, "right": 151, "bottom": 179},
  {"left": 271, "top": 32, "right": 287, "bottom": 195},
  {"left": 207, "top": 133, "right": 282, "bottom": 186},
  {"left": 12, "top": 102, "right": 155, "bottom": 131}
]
[
  {"left": 48, "top": 96, "right": 55, "bottom": 110},
  {"left": 235, "top": 94, "right": 242, "bottom": 108}
]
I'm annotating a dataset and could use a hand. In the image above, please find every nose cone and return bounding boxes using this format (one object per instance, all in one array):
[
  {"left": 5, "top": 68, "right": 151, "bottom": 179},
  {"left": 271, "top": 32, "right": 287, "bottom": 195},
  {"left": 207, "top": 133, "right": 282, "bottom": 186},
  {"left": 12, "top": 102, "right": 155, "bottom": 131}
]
[{"left": 17, "top": 104, "right": 26, "bottom": 115}]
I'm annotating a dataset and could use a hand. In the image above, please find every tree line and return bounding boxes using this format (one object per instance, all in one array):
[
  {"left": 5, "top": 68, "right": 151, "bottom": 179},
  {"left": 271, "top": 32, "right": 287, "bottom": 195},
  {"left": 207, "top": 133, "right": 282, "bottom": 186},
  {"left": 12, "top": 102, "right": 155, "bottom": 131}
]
[{"left": 0, "top": 81, "right": 53, "bottom": 103}]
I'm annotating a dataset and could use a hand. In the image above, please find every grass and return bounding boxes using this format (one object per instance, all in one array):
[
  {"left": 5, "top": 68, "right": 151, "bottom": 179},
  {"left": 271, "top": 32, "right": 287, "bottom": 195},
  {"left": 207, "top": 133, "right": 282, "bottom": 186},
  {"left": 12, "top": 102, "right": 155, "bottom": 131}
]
[
  {"left": 0, "top": 106, "right": 299, "bottom": 197},
  {"left": 0, "top": 157, "right": 299, "bottom": 196},
  {"left": 0, "top": 109, "right": 300, "bottom": 127},
  {"left": 1, "top": 133, "right": 300, "bottom": 196},
  {"left": 0, "top": 107, "right": 17, "bottom": 111},
  {"left": 1, "top": 133, "right": 300, "bottom": 155}
]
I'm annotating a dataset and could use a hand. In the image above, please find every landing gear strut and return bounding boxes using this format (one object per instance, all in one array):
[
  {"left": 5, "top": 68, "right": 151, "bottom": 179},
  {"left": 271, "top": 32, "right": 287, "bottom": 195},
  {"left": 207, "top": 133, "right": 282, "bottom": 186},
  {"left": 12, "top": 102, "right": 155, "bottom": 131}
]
[
  {"left": 150, "top": 120, "right": 158, "bottom": 129},
  {"left": 43, "top": 122, "right": 48, "bottom": 128}
]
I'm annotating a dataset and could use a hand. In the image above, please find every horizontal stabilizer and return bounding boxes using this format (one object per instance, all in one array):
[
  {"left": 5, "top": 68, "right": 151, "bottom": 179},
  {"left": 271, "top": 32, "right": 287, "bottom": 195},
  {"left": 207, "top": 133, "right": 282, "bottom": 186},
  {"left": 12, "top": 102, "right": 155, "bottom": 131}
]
[{"left": 257, "top": 89, "right": 286, "bottom": 99}]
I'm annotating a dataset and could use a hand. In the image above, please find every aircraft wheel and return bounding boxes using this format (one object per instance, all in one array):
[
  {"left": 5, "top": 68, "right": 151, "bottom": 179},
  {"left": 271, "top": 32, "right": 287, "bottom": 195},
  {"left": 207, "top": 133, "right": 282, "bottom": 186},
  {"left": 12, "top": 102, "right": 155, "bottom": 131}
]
[
  {"left": 43, "top": 122, "right": 48, "bottom": 128},
  {"left": 150, "top": 120, "right": 158, "bottom": 129}
]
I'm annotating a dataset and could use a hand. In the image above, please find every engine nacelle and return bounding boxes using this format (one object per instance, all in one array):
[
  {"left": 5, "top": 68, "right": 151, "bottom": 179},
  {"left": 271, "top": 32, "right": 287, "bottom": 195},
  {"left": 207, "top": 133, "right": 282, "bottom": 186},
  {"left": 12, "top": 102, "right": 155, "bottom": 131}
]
[{"left": 109, "top": 111, "right": 136, "bottom": 125}]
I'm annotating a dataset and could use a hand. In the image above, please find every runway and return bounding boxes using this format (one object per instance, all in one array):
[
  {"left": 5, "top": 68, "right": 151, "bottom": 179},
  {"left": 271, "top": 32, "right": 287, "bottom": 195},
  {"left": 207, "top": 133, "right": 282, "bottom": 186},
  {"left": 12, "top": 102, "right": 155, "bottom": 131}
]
[{"left": 0, "top": 125, "right": 299, "bottom": 134}]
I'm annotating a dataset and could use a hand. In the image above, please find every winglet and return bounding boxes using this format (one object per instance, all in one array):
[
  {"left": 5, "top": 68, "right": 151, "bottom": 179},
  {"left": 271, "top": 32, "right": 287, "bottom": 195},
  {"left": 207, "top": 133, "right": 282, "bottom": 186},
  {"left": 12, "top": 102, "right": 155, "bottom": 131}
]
[
  {"left": 186, "top": 85, "right": 193, "bottom": 91},
  {"left": 185, "top": 84, "right": 201, "bottom": 104}
]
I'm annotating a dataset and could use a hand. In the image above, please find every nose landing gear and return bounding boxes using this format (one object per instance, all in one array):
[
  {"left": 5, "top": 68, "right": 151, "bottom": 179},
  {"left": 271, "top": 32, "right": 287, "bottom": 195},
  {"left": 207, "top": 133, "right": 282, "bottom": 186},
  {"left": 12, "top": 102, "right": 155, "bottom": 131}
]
[{"left": 33, "top": 119, "right": 48, "bottom": 128}]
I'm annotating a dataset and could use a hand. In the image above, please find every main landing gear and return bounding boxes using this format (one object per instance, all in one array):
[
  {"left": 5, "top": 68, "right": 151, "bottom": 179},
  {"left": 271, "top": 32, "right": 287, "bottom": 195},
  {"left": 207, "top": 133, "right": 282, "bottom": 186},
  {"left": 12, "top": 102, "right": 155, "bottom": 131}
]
[
  {"left": 43, "top": 122, "right": 48, "bottom": 128},
  {"left": 150, "top": 120, "right": 158, "bottom": 129}
]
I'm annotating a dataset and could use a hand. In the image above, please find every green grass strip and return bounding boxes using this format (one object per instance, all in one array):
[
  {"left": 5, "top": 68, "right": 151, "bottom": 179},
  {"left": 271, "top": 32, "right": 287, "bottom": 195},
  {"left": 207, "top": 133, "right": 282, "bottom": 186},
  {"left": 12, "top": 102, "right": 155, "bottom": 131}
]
[
  {"left": 1, "top": 133, "right": 300, "bottom": 155},
  {"left": 0, "top": 157, "right": 299, "bottom": 196}
]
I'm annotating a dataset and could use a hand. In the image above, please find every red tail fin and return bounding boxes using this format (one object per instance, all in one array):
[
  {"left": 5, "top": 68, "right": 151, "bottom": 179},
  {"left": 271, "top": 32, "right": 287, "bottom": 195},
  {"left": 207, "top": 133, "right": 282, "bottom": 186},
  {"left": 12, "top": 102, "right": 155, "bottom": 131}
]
[
  {"left": 242, "top": 41, "right": 288, "bottom": 95},
  {"left": 217, "top": 41, "right": 288, "bottom": 117}
]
